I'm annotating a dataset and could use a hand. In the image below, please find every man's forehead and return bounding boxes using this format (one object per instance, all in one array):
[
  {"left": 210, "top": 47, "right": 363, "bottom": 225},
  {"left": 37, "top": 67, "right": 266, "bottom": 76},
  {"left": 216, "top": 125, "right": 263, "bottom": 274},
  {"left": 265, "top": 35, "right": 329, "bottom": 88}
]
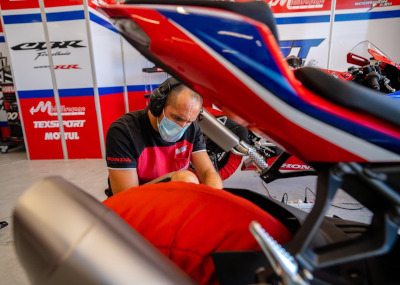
[{"left": 168, "top": 84, "right": 200, "bottom": 102}]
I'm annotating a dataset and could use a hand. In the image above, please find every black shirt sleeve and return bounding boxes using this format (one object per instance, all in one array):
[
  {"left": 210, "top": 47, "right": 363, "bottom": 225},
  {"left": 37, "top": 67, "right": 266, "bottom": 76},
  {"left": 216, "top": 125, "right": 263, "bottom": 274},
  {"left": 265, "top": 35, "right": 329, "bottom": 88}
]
[
  {"left": 192, "top": 121, "right": 206, "bottom": 153},
  {"left": 105, "top": 120, "right": 138, "bottom": 169}
]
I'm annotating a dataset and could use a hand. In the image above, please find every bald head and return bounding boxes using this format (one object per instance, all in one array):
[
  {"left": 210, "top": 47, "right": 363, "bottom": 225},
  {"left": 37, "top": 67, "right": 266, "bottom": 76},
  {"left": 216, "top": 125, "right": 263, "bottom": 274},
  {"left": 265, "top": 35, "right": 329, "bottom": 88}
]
[{"left": 165, "top": 84, "right": 203, "bottom": 109}]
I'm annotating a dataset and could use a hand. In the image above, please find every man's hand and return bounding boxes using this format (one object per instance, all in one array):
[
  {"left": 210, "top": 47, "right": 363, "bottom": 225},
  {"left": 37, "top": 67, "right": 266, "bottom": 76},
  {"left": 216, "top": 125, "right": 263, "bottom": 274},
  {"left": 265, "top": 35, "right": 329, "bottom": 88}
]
[
  {"left": 108, "top": 169, "right": 139, "bottom": 195},
  {"left": 191, "top": 151, "right": 223, "bottom": 189}
]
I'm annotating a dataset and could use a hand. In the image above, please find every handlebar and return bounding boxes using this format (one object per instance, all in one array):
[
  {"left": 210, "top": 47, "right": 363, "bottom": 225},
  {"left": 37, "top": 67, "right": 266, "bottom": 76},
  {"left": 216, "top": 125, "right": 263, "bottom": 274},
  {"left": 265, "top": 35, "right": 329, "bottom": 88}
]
[{"left": 366, "top": 71, "right": 381, "bottom": 91}]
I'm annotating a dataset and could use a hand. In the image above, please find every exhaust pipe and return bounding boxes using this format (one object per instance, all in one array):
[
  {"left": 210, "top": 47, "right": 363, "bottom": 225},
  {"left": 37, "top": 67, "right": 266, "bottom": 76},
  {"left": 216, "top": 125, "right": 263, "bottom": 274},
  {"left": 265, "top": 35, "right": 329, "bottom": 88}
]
[{"left": 197, "top": 108, "right": 268, "bottom": 171}]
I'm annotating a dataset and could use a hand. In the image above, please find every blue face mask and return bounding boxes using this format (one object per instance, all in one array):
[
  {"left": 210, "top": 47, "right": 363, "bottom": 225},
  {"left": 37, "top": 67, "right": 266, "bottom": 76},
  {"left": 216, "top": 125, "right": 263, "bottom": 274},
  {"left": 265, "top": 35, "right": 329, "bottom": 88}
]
[{"left": 157, "top": 110, "right": 189, "bottom": 142}]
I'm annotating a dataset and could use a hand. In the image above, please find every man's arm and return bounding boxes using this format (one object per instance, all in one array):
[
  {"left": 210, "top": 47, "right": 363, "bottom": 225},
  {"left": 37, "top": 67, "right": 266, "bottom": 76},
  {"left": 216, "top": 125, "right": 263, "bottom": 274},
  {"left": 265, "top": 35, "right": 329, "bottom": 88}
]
[
  {"left": 191, "top": 151, "right": 223, "bottom": 189},
  {"left": 108, "top": 169, "right": 139, "bottom": 195}
]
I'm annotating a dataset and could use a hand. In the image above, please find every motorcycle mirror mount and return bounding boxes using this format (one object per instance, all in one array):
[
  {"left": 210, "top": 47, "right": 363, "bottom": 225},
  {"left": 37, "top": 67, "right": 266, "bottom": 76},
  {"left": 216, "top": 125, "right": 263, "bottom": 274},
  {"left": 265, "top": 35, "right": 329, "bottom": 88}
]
[{"left": 347, "top": 52, "right": 370, "bottom": 67}]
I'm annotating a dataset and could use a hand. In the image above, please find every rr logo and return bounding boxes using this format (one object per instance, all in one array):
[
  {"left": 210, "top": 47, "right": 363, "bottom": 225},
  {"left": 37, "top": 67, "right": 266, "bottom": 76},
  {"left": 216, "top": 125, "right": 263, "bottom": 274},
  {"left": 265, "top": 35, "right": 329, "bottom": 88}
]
[
  {"left": 279, "top": 38, "right": 325, "bottom": 58},
  {"left": 54, "top": 65, "right": 81, "bottom": 69}
]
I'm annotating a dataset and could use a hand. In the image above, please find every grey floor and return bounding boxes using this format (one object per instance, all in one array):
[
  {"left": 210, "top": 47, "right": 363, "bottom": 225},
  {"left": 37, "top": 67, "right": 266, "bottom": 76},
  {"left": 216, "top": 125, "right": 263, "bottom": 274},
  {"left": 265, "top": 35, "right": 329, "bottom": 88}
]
[{"left": 0, "top": 146, "right": 372, "bottom": 285}]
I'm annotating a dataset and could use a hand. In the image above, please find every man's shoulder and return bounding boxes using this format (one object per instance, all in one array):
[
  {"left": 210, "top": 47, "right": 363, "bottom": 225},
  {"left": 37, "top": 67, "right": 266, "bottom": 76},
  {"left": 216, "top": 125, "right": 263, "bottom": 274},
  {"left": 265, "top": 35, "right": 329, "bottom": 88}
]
[
  {"left": 188, "top": 121, "right": 203, "bottom": 135},
  {"left": 182, "top": 121, "right": 202, "bottom": 141}
]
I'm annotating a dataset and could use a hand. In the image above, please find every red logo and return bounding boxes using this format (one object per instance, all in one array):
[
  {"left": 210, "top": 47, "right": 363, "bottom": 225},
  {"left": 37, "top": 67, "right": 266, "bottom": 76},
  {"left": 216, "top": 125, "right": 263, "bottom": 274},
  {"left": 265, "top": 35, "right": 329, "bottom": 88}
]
[
  {"left": 54, "top": 64, "right": 81, "bottom": 69},
  {"left": 107, "top": 157, "right": 132, "bottom": 162}
]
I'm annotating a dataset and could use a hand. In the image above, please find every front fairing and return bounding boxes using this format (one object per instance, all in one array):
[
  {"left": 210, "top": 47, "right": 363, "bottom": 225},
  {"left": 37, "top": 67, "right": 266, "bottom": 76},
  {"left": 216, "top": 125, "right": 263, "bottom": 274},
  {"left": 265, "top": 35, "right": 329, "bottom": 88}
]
[{"left": 347, "top": 40, "right": 400, "bottom": 70}]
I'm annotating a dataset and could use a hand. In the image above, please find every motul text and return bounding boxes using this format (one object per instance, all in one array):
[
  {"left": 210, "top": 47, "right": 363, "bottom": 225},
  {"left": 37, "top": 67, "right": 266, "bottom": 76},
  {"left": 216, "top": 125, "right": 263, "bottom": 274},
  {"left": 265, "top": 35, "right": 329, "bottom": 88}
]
[{"left": 44, "top": 132, "right": 80, "bottom": 140}]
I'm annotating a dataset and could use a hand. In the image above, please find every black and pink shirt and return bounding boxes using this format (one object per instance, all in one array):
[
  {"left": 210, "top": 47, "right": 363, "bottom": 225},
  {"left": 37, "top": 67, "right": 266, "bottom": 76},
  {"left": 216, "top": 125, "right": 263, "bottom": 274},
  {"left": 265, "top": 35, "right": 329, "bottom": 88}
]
[{"left": 106, "top": 108, "right": 206, "bottom": 184}]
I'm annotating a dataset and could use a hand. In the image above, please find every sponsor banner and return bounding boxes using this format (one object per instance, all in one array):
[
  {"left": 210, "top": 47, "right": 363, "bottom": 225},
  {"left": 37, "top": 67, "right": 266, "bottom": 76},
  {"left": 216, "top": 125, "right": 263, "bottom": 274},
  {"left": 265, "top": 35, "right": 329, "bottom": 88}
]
[
  {"left": 98, "top": 87, "right": 125, "bottom": 141},
  {"left": 4, "top": 10, "right": 55, "bottom": 91},
  {"left": 269, "top": 0, "right": 400, "bottom": 71},
  {"left": 0, "top": 0, "right": 40, "bottom": 10},
  {"left": 44, "top": 5, "right": 93, "bottom": 90},
  {"left": 278, "top": 28, "right": 330, "bottom": 68},
  {"left": 268, "top": 0, "right": 332, "bottom": 13},
  {"left": 264, "top": 1, "right": 333, "bottom": 68},
  {"left": 336, "top": 0, "right": 400, "bottom": 10},
  {"left": 58, "top": 90, "right": 102, "bottom": 159},
  {"left": 20, "top": 90, "right": 102, "bottom": 159},
  {"left": 329, "top": 2, "right": 400, "bottom": 71},
  {"left": 18, "top": 96, "right": 64, "bottom": 159},
  {"left": 44, "top": 5, "right": 103, "bottom": 158},
  {"left": 2, "top": 2, "right": 103, "bottom": 159}
]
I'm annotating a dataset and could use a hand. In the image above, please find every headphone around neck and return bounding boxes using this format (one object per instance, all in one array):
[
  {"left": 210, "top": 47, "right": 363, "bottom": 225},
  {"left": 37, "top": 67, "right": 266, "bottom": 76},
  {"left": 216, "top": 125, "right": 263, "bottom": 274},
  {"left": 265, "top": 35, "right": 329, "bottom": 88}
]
[{"left": 149, "top": 77, "right": 181, "bottom": 117}]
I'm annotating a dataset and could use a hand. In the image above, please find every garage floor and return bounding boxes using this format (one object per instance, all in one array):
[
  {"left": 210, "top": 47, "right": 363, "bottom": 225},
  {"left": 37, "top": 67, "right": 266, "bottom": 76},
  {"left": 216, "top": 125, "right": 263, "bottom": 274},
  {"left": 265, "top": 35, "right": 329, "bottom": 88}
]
[{"left": 0, "top": 146, "right": 373, "bottom": 285}]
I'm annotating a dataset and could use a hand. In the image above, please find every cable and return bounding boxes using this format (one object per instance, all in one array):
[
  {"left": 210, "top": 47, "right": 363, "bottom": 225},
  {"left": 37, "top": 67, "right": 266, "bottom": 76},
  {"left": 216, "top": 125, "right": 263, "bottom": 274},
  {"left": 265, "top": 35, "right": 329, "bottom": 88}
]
[
  {"left": 330, "top": 204, "right": 366, "bottom": 211},
  {"left": 305, "top": 187, "right": 315, "bottom": 199},
  {"left": 261, "top": 180, "right": 274, "bottom": 199},
  {"left": 304, "top": 187, "right": 311, "bottom": 203},
  {"left": 304, "top": 187, "right": 365, "bottom": 211}
]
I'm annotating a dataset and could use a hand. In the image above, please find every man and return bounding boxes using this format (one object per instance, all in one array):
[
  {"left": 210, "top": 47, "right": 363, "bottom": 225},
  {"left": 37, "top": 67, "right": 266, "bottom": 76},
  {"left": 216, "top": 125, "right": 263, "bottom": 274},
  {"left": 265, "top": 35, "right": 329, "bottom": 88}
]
[{"left": 106, "top": 77, "right": 223, "bottom": 195}]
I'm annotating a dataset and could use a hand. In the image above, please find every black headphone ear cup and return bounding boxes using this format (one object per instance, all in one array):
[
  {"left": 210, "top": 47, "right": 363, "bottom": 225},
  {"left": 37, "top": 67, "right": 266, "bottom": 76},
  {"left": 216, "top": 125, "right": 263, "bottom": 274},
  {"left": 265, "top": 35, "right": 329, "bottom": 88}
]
[
  {"left": 149, "top": 77, "right": 181, "bottom": 117},
  {"left": 149, "top": 88, "right": 166, "bottom": 117}
]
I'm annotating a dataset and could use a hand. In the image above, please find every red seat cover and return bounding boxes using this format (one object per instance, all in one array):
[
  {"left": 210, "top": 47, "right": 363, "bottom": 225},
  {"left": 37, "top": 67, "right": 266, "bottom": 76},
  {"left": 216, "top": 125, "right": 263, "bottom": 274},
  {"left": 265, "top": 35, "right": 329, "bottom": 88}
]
[{"left": 103, "top": 182, "right": 292, "bottom": 284}]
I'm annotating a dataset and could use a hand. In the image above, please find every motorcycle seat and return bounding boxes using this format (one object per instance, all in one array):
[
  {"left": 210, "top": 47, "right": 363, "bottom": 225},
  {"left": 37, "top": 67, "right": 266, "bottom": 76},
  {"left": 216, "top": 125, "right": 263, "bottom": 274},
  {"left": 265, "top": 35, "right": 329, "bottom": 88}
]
[
  {"left": 124, "top": 0, "right": 279, "bottom": 41},
  {"left": 294, "top": 67, "right": 400, "bottom": 128}
]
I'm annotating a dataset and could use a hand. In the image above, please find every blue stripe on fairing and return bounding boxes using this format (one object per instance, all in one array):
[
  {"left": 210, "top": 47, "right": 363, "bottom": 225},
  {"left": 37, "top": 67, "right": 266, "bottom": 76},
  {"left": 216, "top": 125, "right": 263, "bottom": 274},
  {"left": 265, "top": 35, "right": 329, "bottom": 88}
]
[
  {"left": 159, "top": 9, "right": 296, "bottom": 98},
  {"left": 158, "top": 8, "right": 400, "bottom": 154}
]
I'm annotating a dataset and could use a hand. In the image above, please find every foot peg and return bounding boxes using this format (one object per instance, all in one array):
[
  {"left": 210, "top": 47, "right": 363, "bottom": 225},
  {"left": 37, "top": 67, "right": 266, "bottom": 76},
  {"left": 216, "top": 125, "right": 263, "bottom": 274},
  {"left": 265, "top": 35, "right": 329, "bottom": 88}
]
[{"left": 250, "top": 221, "right": 312, "bottom": 285}]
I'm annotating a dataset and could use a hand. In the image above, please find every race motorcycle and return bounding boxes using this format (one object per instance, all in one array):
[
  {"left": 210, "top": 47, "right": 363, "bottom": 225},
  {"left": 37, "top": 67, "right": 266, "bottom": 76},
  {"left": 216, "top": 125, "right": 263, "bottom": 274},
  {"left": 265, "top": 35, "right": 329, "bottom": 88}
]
[
  {"left": 12, "top": 1, "right": 400, "bottom": 285},
  {"left": 346, "top": 40, "right": 400, "bottom": 93},
  {"left": 291, "top": 41, "right": 400, "bottom": 93}
]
